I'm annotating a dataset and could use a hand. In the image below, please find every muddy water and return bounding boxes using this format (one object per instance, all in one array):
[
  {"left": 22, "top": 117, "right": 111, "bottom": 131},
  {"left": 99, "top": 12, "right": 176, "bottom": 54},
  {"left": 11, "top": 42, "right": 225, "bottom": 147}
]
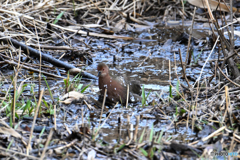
[{"left": 81, "top": 25, "right": 217, "bottom": 143}]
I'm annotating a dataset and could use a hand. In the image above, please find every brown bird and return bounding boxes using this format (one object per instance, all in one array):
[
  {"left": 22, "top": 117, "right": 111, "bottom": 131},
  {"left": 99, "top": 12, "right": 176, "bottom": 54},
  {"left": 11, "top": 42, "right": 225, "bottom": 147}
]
[{"left": 97, "top": 63, "right": 141, "bottom": 104}]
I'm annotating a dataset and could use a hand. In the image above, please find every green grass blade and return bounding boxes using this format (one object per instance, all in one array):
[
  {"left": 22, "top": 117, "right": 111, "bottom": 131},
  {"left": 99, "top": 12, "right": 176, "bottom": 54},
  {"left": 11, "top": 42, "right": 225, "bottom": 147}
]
[
  {"left": 141, "top": 84, "right": 145, "bottom": 106},
  {"left": 16, "top": 84, "right": 27, "bottom": 101},
  {"left": 149, "top": 124, "right": 154, "bottom": 141},
  {"left": 39, "top": 126, "right": 46, "bottom": 138},
  {"left": 157, "top": 130, "right": 164, "bottom": 144},
  {"left": 53, "top": 11, "right": 65, "bottom": 24},
  {"left": 169, "top": 85, "right": 172, "bottom": 98},
  {"left": 81, "top": 82, "right": 92, "bottom": 93},
  {"left": 22, "top": 100, "right": 31, "bottom": 115},
  {"left": 139, "top": 148, "right": 148, "bottom": 156},
  {"left": 114, "top": 144, "right": 126, "bottom": 154},
  {"left": 43, "top": 75, "right": 54, "bottom": 101},
  {"left": 146, "top": 89, "right": 151, "bottom": 100},
  {"left": 139, "top": 127, "right": 146, "bottom": 143},
  {"left": 176, "top": 80, "right": 180, "bottom": 98},
  {"left": 7, "top": 139, "right": 14, "bottom": 149}
]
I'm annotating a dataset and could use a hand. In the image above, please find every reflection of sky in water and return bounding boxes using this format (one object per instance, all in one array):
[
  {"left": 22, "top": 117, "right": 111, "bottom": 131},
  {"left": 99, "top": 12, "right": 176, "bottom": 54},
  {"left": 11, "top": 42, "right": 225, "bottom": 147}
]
[{"left": 144, "top": 84, "right": 169, "bottom": 91}]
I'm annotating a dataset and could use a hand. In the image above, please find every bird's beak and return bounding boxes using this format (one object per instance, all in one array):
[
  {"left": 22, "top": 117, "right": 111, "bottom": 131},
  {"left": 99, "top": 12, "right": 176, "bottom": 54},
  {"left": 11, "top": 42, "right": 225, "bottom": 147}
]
[{"left": 98, "top": 71, "right": 101, "bottom": 76}]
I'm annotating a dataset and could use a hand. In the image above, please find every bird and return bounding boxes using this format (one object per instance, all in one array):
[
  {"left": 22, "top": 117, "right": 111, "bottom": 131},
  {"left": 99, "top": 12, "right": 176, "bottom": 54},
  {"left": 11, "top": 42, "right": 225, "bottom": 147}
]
[{"left": 97, "top": 63, "right": 141, "bottom": 105}]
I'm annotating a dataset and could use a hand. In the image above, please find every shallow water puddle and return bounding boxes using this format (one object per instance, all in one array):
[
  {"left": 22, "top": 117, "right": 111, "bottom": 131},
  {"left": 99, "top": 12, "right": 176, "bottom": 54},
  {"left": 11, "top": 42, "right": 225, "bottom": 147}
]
[
  {"left": 0, "top": 24, "right": 217, "bottom": 145},
  {"left": 78, "top": 25, "right": 222, "bottom": 143}
]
